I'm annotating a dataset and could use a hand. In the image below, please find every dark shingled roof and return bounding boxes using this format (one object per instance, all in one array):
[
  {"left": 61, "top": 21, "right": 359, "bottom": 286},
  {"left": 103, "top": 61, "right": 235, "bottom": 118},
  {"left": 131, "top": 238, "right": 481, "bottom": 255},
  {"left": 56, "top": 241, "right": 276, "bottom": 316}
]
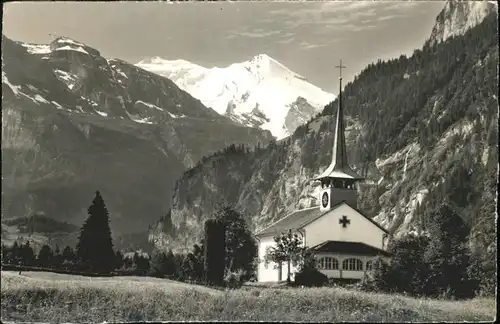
[
  {"left": 256, "top": 206, "right": 327, "bottom": 237},
  {"left": 256, "top": 201, "right": 388, "bottom": 237},
  {"left": 311, "top": 240, "right": 391, "bottom": 257}
]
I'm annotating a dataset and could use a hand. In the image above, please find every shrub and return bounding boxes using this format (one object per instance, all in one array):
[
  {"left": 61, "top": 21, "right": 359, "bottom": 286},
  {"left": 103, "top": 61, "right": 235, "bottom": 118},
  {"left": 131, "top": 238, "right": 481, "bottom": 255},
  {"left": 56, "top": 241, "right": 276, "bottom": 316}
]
[
  {"left": 294, "top": 268, "right": 328, "bottom": 287},
  {"left": 224, "top": 270, "right": 245, "bottom": 289}
]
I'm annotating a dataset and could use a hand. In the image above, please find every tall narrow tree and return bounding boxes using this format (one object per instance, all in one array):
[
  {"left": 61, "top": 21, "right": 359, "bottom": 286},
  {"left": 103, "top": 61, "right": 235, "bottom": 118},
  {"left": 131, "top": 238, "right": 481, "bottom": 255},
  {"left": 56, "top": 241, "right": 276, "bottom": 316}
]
[{"left": 76, "top": 191, "right": 115, "bottom": 274}]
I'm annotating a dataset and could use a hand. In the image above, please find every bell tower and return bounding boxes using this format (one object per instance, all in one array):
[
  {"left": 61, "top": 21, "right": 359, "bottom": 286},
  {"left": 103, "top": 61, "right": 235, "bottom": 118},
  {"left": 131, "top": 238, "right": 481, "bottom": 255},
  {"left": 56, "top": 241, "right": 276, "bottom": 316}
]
[{"left": 314, "top": 60, "right": 364, "bottom": 211}]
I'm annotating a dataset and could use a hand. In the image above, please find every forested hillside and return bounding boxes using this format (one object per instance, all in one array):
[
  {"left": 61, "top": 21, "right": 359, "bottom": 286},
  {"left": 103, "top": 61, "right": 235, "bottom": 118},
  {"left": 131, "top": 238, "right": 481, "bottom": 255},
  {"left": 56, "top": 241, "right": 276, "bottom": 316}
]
[{"left": 149, "top": 10, "right": 498, "bottom": 256}]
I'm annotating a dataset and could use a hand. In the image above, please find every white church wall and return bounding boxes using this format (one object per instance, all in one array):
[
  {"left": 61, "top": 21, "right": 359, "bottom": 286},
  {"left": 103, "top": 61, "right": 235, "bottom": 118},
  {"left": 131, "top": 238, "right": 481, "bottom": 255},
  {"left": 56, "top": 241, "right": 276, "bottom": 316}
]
[
  {"left": 304, "top": 203, "right": 386, "bottom": 250},
  {"left": 257, "top": 235, "right": 279, "bottom": 282},
  {"left": 279, "top": 260, "right": 300, "bottom": 282},
  {"left": 257, "top": 231, "right": 304, "bottom": 283}
]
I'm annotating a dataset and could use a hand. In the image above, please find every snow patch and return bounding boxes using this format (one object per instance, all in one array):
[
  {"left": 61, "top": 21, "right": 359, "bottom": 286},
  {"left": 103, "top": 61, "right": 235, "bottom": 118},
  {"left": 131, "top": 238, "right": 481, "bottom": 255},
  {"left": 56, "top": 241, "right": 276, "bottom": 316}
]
[
  {"left": 95, "top": 110, "right": 108, "bottom": 117},
  {"left": 53, "top": 69, "right": 78, "bottom": 90},
  {"left": 51, "top": 101, "right": 63, "bottom": 110},
  {"left": 56, "top": 38, "right": 85, "bottom": 47},
  {"left": 20, "top": 43, "right": 52, "bottom": 54},
  {"left": 132, "top": 116, "right": 154, "bottom": 124},
  {"left": 2, "top": 72, "right": 21, "bottom": 95},
  {"left": 34, "top": 94, "right": 50, "bottom": 104},
  {"left": 55, "top": 45, "right": 89, "bottom": 55},
  {"left": 136, "top": 100, "right": 163, "bottom": 111}
]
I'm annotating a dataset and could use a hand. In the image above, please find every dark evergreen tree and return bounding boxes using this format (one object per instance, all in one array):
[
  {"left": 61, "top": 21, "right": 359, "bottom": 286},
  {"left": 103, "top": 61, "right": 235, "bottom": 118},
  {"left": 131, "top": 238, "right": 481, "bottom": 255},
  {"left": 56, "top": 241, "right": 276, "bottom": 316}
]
[
  {"left": 53, "top": 245, "right": 62, "bottom": 268},
  {"left": 76, "top": 191, "right": 115, "bottom": 274},
  {"left": 62, "top": 245, "right": 75, "bottom": 264},
  {"left": 203, "top": 219, "right": 226, "bottom": 286},
  {"left": 164, "top": 250, "right": 177, "bottom": 277},
  {"left": 19, "top": 241, "right": 35, "bottom": 266},
  {"left": 149, "top": 249, "right": 168, "bottom": 278},
  {"left": 423, "top": 204, "right": 473, "bottom": 299},
  {"left": 37, "top": 244, "right": 54, "bottom": 267},
  {"left": 386, "top": 234, "right": 430, "bottom": 296},
  {"left": 133, "top": 252, "right": 150, "bottom": 275},
  {"left": 6, "top": 242, "right": 19, "bottom": 265},
  {"left": 114, "top": 250, "right": 124, "bottom": 270}
]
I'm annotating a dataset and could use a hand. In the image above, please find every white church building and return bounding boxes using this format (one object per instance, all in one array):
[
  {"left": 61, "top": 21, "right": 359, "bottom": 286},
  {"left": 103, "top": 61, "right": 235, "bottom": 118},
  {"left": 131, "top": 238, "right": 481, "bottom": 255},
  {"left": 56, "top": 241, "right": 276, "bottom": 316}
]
[{"left": 256, "top": 65, "right": 390, "bottom": 283}]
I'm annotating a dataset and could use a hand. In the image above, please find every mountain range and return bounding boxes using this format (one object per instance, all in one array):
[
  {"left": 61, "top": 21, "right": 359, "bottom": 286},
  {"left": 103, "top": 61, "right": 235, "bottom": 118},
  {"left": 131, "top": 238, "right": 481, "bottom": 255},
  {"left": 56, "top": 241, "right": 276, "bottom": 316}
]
[
  {"left": 148, "top": 0, "right": 498, "bottom": 255},
  {"left": 1, "top": 35, "right": 273, "bottom": 248},
  {"left": 136, "top": 54, "right": 334, "bottom": 139}
]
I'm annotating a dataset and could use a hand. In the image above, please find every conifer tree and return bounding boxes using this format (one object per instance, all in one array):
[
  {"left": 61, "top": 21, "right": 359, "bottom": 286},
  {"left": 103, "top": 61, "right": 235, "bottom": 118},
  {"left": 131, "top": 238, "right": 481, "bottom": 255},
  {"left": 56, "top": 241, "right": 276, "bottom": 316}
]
[
  {"left": 76, "top": 191, "right": 115, "bottom": 274},
  {"left": 149, "top": 249, "right": 168, "bottom": 278},
  {"left": 37, "top": 244, "right": 54, "bottom": 267},
  {"left": 19, "top": 241, "right": 35, "bottom": 266},
  {"left": 53, "top": 245, "right": 62, "bottom": 268},
  {"left": 164, "top": 250, "right": 177, "bottom": 277}
]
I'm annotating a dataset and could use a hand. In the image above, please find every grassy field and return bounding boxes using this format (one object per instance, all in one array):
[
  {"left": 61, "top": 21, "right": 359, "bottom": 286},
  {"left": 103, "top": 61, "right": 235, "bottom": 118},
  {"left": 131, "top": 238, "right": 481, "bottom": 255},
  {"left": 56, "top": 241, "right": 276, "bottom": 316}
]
[{"left": 1, "top": 271, "right": 496, "bottom": 322}]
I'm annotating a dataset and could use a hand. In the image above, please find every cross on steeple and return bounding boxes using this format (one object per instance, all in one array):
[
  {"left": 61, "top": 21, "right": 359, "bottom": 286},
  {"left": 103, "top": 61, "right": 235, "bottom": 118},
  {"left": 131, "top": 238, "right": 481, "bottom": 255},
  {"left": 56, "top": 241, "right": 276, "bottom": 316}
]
[
  {"left": 339, "top": 215, "right": 350, "bottom": 228},
  {"left": 335, "top": 59, "right": 346, "bottom": 80}
]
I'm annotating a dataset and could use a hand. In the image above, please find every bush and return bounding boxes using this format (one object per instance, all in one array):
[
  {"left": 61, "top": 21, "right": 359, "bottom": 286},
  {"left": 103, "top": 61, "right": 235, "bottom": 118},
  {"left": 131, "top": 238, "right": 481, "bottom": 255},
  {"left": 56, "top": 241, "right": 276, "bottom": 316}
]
[
  {"left": 224, "top": 270, "right": 245, "bottom": 289},
  {"left": 294, "top": 268, "right": 328, "bottom": 287}
]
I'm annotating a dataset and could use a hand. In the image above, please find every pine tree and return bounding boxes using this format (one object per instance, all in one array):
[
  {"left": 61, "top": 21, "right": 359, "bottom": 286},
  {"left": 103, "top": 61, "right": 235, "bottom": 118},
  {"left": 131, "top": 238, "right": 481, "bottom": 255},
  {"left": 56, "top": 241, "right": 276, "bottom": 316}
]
[
  {"left": 115, "top": 250, "right": 124, "bottom": 270},
  {"left": 76, "top": 191, "right": 115, "bottom": 274},
  {"left": 149, "top": 249, "right": 168, "bottom": 278},
  {"left": 62, "top": 245, "right": 75, "bottom": 264},
  {"left": 37, "top": 244, "right": 54, "bottom": 267},
  {"left": 424, "top": 204, "right": 472, "bottom": 298},
  {"left": 164, "top": 250, "right": 177, "bottom": 277},
  {"left": 19, "top": 241, "right": 35, "bottom": 266},
  {"left": 53, "top": 245, "right": 62, "bottom": 268}
]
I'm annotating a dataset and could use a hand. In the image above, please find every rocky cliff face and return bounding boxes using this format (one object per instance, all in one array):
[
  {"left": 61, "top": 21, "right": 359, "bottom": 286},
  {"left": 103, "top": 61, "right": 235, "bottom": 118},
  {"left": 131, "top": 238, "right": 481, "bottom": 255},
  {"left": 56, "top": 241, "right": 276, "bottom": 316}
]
[
  {"left": 1, "top": 35, "right": 273, "bottom": 238},
  {"left": 150, "top": 8, "right": 498, "bottom": 254},
  {"left": 428, "top": 0, "right": 497, "bottom": 46}
]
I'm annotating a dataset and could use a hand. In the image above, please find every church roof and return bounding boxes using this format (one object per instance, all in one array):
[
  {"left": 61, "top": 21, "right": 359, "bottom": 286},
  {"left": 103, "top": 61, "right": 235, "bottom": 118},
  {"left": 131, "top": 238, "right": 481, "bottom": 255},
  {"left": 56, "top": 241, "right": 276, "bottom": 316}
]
[
  {"left": 313, "top": 75, "right": 363, "bottom": 181},
  {"left": 255, "top": 201, "right": 389, "bottom": 237},
  {"left": 256, "top": 206, "right": 326, "bottom": 237},
  {"left": 310, "top": 240, "right": 391, "bottom": 257}
]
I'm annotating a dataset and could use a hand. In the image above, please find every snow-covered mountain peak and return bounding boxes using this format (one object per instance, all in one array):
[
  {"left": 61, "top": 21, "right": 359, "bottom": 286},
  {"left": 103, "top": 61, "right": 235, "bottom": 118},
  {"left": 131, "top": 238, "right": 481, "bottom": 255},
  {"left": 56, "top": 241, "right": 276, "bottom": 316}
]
[{"left": 136, "top": 55, "right": 334, "bottom": 139}]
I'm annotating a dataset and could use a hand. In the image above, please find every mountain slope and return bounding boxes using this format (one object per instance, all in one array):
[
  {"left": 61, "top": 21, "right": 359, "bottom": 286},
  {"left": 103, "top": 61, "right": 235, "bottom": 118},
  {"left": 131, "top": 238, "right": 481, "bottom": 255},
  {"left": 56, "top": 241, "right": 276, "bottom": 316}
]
[
  {"left": 149, "top": 8, "right": 498, "bottom": 254},
  {"left": 428, "top": 0, "right": 496, "bottom": 45},
  {"left": 136, "top": 54, "right": 335, "bottom": 139},
  {"left": 1, "top": 35, "right": 273, "bottom": 238}
]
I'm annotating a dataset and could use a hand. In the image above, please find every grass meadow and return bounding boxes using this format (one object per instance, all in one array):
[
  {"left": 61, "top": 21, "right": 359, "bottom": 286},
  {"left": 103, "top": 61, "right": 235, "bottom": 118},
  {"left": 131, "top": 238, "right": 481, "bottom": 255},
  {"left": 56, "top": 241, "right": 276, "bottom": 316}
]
[{"left": 1, "top": 271, "right": 496, "bottom": 322}]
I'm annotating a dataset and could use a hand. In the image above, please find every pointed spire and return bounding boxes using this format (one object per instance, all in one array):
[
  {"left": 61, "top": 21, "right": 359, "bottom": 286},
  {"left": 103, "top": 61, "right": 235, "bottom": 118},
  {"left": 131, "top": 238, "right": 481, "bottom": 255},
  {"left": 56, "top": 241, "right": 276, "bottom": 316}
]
[
  {"left": 332, "top": 60, "right": 349, "bottom": 171},
  {"left": 313, "top": 60, "right": 363, "bottom": 181}
]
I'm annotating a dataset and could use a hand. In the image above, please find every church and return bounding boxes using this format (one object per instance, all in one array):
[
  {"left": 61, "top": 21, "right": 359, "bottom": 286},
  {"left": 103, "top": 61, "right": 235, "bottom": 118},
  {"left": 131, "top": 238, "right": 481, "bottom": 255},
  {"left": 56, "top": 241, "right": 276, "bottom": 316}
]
[{"left": 256, "top": 62, "right": 390, "bottom": 283}]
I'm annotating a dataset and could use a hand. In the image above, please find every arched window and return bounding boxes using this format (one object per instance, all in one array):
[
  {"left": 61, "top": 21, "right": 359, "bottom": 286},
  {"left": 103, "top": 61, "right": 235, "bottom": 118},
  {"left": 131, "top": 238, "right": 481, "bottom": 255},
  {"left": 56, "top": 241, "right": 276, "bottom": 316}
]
[
  {"left": 318, "top": 257, "right": 339, "bottom": 270},
  {"left": 366, "top": 260, "right": 373, "bottom": 271},
  {"left": 342, "top": 258, "right": 363, "bottom": 271},
  {"left": 318, "top": 257, "right": 325, "bottom": 270},
  {"left": 331, "top": 258, "right": 339, "bottom": 270},
  {"left": 324, "top": 257, "right": 332, "bottom": 269}
]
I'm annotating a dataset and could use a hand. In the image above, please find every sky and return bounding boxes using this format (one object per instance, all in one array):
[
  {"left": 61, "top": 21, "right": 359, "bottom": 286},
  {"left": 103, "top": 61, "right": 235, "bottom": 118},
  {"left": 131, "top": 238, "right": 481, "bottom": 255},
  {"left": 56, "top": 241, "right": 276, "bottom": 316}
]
[{"left": 3, "top": 1, "right": 445, "bottom": 93}]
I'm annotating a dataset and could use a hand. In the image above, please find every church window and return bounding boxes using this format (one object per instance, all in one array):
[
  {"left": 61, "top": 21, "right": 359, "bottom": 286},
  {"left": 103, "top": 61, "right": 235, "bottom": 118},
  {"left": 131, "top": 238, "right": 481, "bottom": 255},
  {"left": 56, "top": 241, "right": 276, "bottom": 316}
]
[
  {"left": 342, "top": 258, "right": 363, "bottom": 271},
  {"left": 325, "top": 257, "right": 332, "bottom": 269},
  {"left": 366, "top": 260, "right": 373, "bottom": 271},
  {"left": 318, "top": 257, "right": 339, "bottom": 270},
  {"left": 331, "top": 258, "right": 339, "bottom": 270},
  {"left": 318, "top": 257, "right": 325, "bottom": 269}
]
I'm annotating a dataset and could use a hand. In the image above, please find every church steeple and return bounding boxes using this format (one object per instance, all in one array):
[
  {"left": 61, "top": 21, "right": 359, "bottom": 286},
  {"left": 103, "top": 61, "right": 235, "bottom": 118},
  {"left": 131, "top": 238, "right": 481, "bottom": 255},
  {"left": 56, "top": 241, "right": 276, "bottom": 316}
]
[{"left": 314, "top": 60, "right": 363, "bottom": 210}]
